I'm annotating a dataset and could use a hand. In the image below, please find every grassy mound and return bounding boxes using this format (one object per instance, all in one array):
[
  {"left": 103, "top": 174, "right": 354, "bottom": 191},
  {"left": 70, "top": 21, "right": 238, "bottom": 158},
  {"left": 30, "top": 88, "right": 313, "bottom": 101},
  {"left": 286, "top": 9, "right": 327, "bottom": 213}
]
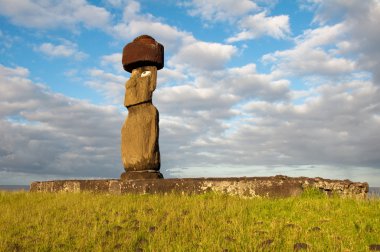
[{"left": 0, "top": 190, "right": 379, "bottom": 251}]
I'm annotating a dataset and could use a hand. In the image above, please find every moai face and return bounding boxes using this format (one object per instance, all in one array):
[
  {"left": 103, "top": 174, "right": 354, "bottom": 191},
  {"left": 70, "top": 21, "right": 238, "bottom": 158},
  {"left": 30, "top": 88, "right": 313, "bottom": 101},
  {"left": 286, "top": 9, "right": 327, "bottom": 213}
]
[{"left": 124, "top": 65, "right": 157, "bottom": 107}]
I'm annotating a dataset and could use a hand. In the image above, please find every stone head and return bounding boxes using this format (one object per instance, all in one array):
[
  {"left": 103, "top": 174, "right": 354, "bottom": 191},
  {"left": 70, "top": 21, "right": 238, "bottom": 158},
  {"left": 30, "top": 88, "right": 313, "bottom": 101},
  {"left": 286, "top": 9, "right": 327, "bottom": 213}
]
[{"left": 124, "top": 65, "right": 157, "bottom": 107}]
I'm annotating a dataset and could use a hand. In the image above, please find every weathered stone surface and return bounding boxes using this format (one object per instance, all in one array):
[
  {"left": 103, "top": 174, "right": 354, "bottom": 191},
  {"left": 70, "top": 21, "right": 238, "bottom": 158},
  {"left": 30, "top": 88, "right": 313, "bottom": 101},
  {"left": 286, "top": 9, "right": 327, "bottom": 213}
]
[
  {"left": 122, "top": 35, "right": 164, "bottom": 73},
  {"left": 120, "top": 171, "right": 163, "bottom": 180},
  {"left": 121, "top": 103, "right": 160, "bottom": 172},
  {"left": 120, "top": 35, "right": 163, "bottom": 180},
  {"left": 30, "top": 175, "right": 368, "bottom": 198},
  {"left": 124, "top": 66, "right": 157, "bottom": 107}
]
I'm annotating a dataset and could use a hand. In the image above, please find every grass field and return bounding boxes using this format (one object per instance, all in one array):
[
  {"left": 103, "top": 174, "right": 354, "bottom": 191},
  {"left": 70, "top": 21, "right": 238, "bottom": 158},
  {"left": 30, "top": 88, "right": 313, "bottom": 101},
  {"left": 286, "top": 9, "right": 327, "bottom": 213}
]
[{"left": 0, "top": 190, "right": 379, "bottom": 251}]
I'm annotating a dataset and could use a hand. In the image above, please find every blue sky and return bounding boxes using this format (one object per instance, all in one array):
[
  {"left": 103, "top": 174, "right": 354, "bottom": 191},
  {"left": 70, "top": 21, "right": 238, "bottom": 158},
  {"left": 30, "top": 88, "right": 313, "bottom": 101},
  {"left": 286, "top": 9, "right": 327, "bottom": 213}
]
[{"left": 1, "top": 0, "right": 380, "bottom": 186}]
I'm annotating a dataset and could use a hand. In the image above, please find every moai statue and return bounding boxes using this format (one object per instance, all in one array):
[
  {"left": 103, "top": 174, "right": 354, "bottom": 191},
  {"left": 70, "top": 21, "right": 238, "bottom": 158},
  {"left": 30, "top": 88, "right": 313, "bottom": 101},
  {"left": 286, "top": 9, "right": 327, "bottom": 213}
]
[{"left": 120, "top": 35, "right": 164, "bottom": 180}]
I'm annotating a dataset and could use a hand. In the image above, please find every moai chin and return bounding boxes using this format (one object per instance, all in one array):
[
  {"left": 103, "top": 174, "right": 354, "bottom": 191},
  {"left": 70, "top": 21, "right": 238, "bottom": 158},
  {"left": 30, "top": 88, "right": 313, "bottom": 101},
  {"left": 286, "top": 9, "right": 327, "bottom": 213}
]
[{"left": 120, "top": 35, "right": 164, "bottom": 180}]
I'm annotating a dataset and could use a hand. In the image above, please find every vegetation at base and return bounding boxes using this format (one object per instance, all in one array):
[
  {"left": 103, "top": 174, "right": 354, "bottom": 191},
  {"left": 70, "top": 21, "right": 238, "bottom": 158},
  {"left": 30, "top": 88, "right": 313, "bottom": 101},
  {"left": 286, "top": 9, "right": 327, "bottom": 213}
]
[{"left": 0, "top": 190, "right": 379, "bottom": 251}]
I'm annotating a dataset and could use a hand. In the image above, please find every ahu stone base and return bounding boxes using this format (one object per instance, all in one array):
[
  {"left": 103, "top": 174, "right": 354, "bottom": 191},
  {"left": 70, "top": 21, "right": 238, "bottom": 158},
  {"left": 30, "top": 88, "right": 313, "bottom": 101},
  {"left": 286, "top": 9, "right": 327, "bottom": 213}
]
[{"left": 30, "top": 175, "right": 368, "bottom": 198}]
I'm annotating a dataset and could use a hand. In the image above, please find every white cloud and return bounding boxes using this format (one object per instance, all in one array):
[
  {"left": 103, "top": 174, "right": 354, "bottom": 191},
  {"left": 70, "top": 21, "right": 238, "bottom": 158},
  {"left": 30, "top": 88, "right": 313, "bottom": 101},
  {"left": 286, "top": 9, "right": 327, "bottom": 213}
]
[
  {"left": 101, "top": 53, "right": 123, "bottom": 72},
  {"left": 2, "top": 1, "right": 380, "bottom": 186},
  {"left": 0, "top": 64, "right": 123, "bottom": 182},
  {"left": 105, "top": 0, "right": 126, "bottom": 7},
  {"left": 262, "top": 24, "right": 357, "bottom": 78},
  {"left": 265, "top": 47, "right": 356, "bottom": 78},
  {"left": 227, "top": 12, "right": 291, "bottom": 42},
  {"left": 122, "top": 0, "right": 141, "bottom": 20},
  {"left": 223, "top": 64, "right": 290, "bottom": 101},
  {"left": 110, "top": 3, "right": 237, "bottom": 72},
  {"left": 295, "top": 23, "right": 345, "bottom": 48},
  {"left": 86, "top": 69, "right": 125, "bottom": 104},
  {"left": 236, "top": 80, "right": 380, "bottom": 168},
  {"left": 35, "top": 41, "right": 87, "bottom": 60},
  {"left": 0, "top": 0, "right": 111, "bottom": 29},
  {"left": 179, "top": 78, "right": 380, "bottom": 175},
  {"left": 184, "top": 0, "right": 258, "bottom": 22},
  {"left": 169, "top": 40, "right": 237, "bottom": 70},
  {"left": 181, "top": 1, "right": 290, "bottom": 42},
  {"left": 300, "top": 0, "right": 380, "bottom": 83},
  {"left": 112, "top": 20, "right": 191, "bottom": 53},
  {"left": 0, "top": 29, "right": 18, "bottom": 53},
  {"left": 157, "top": 67, "right": 187, "bottom": 85}
]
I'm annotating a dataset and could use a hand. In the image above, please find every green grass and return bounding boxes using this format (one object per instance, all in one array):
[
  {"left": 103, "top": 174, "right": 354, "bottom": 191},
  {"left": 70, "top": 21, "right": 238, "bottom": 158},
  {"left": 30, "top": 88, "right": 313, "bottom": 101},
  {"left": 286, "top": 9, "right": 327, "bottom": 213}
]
[{"left": 0, "top": 189, "right": 379, "bottom": 251}]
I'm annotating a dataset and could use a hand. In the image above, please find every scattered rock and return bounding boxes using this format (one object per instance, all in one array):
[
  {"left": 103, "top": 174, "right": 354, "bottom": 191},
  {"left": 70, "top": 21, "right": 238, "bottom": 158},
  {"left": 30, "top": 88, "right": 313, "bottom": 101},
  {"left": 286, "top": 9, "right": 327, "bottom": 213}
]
[
  {"left": 137, "top": 237, "right": 148, "bottom": 246},
  {"left": 27, "top": 225, "right": 37, "bottom": 230},
  {"left": 260, "top": 239, "right": 274, "bottom": 248},
  {"left": 145, "top": 208, "right": 154, "bottom": 214},
  {"left": 130, "top": 219, "right": 140, "bottom": 231},
  {"left": 294, "top": 243, "right": 308, "bottom": 251},
  {"left": 309, "top": 226, "right": 321, "bottom": 231},
  {"left": 7, "top": 242, "right": 22, "bottom": 252},
  {"left": 370, "top": 244, "right": 380, "bottom": 251},
  {"left": 285, "top": 223, "right": 296, "bottom": 228},
  {"left": 113, "top": 225, "right": 123, "bottom": 231},
  {"left": 365, "top": 224, "right": 374, "bottom": 232},
  {"left": 149, "top": 226, "right": 156, "bottom": 233},
  {"left": 224, "top": 236, "right": 236, "bottom": 242},
  {"left": 254, "top": 230, "right": 268, "bottom": 235},
  {"left": 131, "top": 226, "right": 140, "bottom": 231}
]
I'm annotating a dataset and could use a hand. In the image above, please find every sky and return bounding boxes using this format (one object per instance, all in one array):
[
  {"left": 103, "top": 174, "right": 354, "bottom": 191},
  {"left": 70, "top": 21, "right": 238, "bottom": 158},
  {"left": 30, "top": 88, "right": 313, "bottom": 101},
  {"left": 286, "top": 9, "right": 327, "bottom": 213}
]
[{"left": 0, "top": 0, "right": 380, "bottom": 186}]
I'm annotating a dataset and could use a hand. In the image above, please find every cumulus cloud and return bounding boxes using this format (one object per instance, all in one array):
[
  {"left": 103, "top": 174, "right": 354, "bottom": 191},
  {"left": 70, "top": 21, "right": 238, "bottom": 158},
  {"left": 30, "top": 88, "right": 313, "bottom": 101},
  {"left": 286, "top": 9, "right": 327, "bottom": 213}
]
[
  {"left": 0, "top": 29, "right": 18, "bottom": 53},
  {"left": 301, "top": 0, "right": 380, "bottom": 83},
  {"left": 86, "top": 68, "right": 125, "bottom": 104},
  {"left": 101, "top": 53, "right": 123, "bottom": 72},
  {"left": 0, "top": 0, "right": 111, "bottom": 29},
  {"left": 1, "top": 0, "right": 380, "bottom": 186},
  {"left": 227, "top": 12, "right": 291, "bottom": 42},
  {"left": 182, "top": 1, "right": 290, "bottom": 41},
  {"left": 112, "top": 20, "right": 191, "bottom": 54},
  {"left": 262, "top": 24, "right": 357, "bottom": 78},
  {"left": 236, "top": 80, "right": 380, "bottom": 168},
  {"left": 183, "top": 0, "right": 258, "bottom": 22},
  {"left": 169, "top": 40, "right": 237, "bottom": 71},
  {"left": 0, "top": 64, "right": 123, "bottom": 183},
  {"left": 35, "top": 41, "right": 87, "bottom": 60},
  {"left": 109, "top": 1, "right": 238, "bottom": 72},
  {"left": 169, "top": 79, "right": 380, "bottom": 182}
]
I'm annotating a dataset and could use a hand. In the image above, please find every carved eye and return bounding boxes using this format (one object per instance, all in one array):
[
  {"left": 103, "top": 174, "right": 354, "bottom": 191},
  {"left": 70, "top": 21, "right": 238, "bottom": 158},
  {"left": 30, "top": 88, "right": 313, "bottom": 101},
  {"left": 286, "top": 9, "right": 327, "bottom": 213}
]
[{"left": 141, "top": 71, "right": 151, "bottom": 77}]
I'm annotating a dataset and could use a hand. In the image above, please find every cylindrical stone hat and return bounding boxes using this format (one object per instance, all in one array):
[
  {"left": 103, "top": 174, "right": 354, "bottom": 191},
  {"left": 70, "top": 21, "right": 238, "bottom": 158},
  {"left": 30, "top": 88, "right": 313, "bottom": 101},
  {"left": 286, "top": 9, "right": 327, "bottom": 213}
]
[{"left": 122, "top": 35, "right": 164, "bottom": 73}]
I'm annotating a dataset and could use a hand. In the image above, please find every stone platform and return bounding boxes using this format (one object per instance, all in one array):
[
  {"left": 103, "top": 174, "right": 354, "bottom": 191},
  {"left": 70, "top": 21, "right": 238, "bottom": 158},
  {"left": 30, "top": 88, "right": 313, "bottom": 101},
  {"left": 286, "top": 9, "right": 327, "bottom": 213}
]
[{"left": 30, "top": 175, "right": 368, "bottom": 198}]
